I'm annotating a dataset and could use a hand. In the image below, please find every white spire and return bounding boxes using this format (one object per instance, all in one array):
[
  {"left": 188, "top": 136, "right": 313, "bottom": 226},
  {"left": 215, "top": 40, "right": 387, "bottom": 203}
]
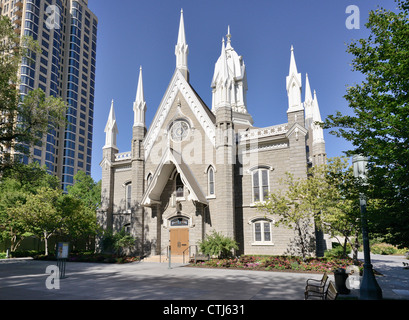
[
  {"left": 211, "top": 27, "right": 250, "bottom": 125},
  {"left": 313, "top": 90, "right": 322, "bottom": 123},
  {"left": 104, "top": 99, "right": 118, "bottom": 149},
  {"left": 304, "top": 73, "right": 314, "bottom": 126},
  {"left": 133, "top": 66, "right": 146, "bottom": 127},
  {"left": 305, "top": 73, "right": 313, "bottom": 104},
  {"left": 226, "top": 25, "right": 232, "bottom": 49},
  {"left": 177, "top": 9, "right": 186, "bottom": 45},
  {"left": 175, "top": 9, "right": 189, "bottom": 80},
  {"left": 312, "top": 90, "right": 325, "bottom": 145},
  {"left": 286, "top": 45, "right": 303, "bottom": 113},
  {"left": 220, "top": 38, "right": 230, "bottom": 83}
]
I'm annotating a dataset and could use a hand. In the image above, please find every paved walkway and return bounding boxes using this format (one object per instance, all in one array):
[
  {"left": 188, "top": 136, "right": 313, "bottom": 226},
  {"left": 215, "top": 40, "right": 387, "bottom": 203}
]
[{"left": 0, "top": 253, "right": 408, "bottom": 301}]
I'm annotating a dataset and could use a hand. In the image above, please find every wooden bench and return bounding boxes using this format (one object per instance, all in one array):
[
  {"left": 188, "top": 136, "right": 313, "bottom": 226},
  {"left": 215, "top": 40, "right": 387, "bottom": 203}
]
[{"left": 193, "top": 253, "right": 210, "bottom": 263}]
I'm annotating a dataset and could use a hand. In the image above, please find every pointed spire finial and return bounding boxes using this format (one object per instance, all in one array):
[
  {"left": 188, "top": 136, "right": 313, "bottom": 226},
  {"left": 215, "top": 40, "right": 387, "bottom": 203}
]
[
  {"left": 175, "top": 8, "right": 189, "bottom": 80},
  {"left": 104, "top": 99, "right": 118, "bottom": 149},
  {"left": 289, "top": 45, "right": 298, "bottom": 76},
  {"left": 305, "top": 73, "right": 313, "bottom": 103},
  {"left": 227, "top": 25, "right": 231, "bottom": 42},
  {"left": 134, "top": 66, "right": 147, "bottom": 127},
  {"left": 177, "top": 8, "right": 186, "bottom": 45}
]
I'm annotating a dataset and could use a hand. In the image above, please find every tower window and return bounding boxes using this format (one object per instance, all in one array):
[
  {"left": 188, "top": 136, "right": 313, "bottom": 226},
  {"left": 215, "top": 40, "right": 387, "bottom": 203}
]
[
  {"left": 252, "top": 168, "right": 269, "bottom": 203},
  {"left": 126, "top": 183, "right": 132, "bottom": 211},
  {"left": 176, "top": 173, "right": 184, "bottom": 198}
]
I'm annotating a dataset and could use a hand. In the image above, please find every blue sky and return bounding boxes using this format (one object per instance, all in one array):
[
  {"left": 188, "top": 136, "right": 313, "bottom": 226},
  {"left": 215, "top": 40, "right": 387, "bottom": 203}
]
[{"left": 88, "top": 0, "right": 398, "bottom": 182}]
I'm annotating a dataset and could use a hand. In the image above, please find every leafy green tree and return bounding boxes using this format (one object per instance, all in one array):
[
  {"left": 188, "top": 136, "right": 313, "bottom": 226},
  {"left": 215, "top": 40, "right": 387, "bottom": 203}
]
[
  {"left": 67, "top": 170, "right": 101, "bottom": 212},
  {"left": 257, "top": 168, "right": 330, "bottom": 261},
  {"left": 11, "top": 187, "right": 62, "bottom": 256},
  {"left": 319, "top": 157, "right": 362, "bottom": 260},
  {"left": 323, "top": 0, "right": 409, "bottom": 248},
  {"left": 0, "top": 16, "right": 66, "bottom": 172},
  {"left": 0, "top": 163, "right": 60, "bottom": 251}
]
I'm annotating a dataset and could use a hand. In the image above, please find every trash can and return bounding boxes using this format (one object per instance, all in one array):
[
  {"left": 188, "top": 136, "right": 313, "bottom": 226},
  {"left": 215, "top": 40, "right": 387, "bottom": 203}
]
[{"left": 334, "top": 268, "right": 350, "bottom": 294}]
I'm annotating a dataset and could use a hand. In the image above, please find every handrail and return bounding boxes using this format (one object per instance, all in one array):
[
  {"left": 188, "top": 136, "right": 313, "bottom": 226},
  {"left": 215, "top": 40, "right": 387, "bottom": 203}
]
[
  {"left": 182, "top": 245, "right": 198, "bottom": 264},
  {"left": 159, "top": 245, "right": 170, "bottom": 263}
]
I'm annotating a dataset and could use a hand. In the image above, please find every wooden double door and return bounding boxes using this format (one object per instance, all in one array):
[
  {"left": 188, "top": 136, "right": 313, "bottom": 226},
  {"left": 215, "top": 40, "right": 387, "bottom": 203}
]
[{"left": 170, "top": 228, "right": 189, "bottom": 255}]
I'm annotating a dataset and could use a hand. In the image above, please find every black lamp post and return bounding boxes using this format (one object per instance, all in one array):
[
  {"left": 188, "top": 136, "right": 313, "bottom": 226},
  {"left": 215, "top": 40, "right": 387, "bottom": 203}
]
[{"left": 352, "top": 155, "right": 382, "bottom": 300}]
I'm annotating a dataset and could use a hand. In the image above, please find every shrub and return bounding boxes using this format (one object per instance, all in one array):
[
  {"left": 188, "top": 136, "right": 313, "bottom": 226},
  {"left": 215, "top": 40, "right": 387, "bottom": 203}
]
[
  {"left": 198, "top": 231, "right": 238, "bottom": 259},
  {"left": 324, "top": 243, "right": 351, "bottom": 259},
  {"left": 371, "top": 243, "right": 397, "bottom": 255},
  {"left": 100, "top": 228, "right": 136, "bottom": 256}
]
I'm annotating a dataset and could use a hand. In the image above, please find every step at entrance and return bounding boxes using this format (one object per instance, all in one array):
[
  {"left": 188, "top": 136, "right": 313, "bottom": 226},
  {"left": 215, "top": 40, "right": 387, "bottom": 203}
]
[{"left": 143, "top": 255, "right": 190, "bottom": 263}]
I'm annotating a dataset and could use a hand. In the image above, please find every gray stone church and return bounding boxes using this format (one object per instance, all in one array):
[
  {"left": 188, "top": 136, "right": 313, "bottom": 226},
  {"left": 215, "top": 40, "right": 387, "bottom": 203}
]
[{"left": 98, "top": 10, "right": 327, "bottom": 258}]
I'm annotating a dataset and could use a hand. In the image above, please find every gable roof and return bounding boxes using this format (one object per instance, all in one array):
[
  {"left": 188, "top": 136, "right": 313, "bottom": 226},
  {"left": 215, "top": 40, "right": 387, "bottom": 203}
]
[
  {"left": 141, "top": 147, "right": 208, "bottom": 207},
  {"left": 144, "top": 69, "right": 216, "bottom": 160}
]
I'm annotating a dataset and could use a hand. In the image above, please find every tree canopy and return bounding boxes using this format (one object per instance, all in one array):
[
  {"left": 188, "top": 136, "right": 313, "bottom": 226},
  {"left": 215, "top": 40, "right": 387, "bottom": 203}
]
[
  {"left": 0, "top": 16, "right": 66, "bottom": 173},
  {"left": 323, "top": 0, "right": 409, "bottom": 248}
]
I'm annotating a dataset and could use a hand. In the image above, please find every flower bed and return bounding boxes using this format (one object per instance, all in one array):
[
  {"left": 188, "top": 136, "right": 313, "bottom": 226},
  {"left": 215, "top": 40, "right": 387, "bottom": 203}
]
[{"left": 190, "top": 255, "right": 363, "bottom": 274}]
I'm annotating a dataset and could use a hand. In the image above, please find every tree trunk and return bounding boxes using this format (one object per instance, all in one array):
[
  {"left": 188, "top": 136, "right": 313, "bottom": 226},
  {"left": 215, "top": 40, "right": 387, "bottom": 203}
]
[
  {"left": 44, "top": 231, "right": 48, "bottom": 256},
  {"left": 353, "top": 228, "right": 360, "bottom": 265},
  {"left": 343, "top": 236, "right": 348, "bottom": 258}
]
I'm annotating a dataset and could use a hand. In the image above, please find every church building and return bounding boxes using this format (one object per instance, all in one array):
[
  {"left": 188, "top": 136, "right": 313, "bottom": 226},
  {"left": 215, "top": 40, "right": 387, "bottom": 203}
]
[{"left": 98, "top": 10, "right": 327, "bottom": 258}]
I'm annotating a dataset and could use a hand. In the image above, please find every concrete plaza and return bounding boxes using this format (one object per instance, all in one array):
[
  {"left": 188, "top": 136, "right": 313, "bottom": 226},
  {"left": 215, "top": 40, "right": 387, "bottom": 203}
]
[{"left": 0, "top": 253, "right": 408, "bottom": 301}]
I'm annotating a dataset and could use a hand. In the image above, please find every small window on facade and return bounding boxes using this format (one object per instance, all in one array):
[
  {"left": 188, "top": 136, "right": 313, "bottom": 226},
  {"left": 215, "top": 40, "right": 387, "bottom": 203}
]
[
  {"left": 176, "top": 173, "right": 184, "bottom": 198},
  {"left": 252, "top": 169, "right": 269, "bottom": 203},
  {"left": 208, "top": 167, "right": 215, "bottom": 196},
  {"left": 124, "top": 223, "right": 131, "bottom": 234},
  {"left": 147, "top": 173, "right": 152, "bottom": 187},
  {"left": 126, "top": 183, "right": 132, "bottom": 210},
  {"left": 253, "top": 220, "right": 272, "bottom": 244}
]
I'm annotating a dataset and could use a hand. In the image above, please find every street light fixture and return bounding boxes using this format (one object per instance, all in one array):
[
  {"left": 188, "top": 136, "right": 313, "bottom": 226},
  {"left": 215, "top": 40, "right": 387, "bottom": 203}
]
[{"left": 352, "top": 155, "right": 382, "bottom": 300}]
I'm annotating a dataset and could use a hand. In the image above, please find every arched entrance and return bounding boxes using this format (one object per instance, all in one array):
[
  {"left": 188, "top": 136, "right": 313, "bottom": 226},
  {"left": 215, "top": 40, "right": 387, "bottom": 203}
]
[{"left": 169, "top": 217, "right": 189, "bottom": 255}]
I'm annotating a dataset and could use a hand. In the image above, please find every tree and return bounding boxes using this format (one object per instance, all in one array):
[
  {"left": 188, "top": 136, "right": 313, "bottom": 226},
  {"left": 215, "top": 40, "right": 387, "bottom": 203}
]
[
  {"left": 11, "top": 187, "right": 62, "bottom": 256},
  {"left": 319, "top": 157, "right": 362, "bottom": 260},
  {"left": 257, "top": 157, "right": 371, "bottom": 261},
  {"left": 66, "top": 170, "right": 101, "bottom": 213},
  {"left": 0, "top": 162, "right": 60, "bottom": 251},
  {"left": 61, "top": 171, "right": 101, "bottom": 250},
  {"left": 257, "top": 167, "right": 332, "bottom": 261},
  {"left": 0, "top": 16, "right": 66, "bottom": 172},
  {"left": 323, "top": 0, "right": 409, "bottom": 248}
]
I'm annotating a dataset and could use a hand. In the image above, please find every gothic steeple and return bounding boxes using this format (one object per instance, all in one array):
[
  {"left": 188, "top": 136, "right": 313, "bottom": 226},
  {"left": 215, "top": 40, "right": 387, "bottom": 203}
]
[
  {"left": 304, "top": 73, "right": 314, "bottom": 128},
  {"left": 104, "top": 99, "right": 118, "bottom": 150},
  {"left": 211, "top": 27, "right": 252, "bottom": 125},
  {"left": 133, "top": 66, "right": 146, "bottom": 127},
  {"left": 175, "top": 9, "right": 189, "bottom": 81},
  {"left": 286, "top": 46, "right": 303, "bottom": 114},
  {"left": 312, "top": 90, "right": 325, "bottom": 145}
]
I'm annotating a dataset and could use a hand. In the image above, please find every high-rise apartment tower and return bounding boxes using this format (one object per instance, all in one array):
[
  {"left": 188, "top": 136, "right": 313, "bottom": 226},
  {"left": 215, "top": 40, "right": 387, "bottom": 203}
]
[{"left": 1, "top": 0, "right": 98, "bottom": 191}]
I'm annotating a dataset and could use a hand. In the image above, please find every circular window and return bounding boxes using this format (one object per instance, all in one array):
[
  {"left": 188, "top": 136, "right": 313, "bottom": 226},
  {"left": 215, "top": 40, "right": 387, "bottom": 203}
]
[{"left": 170, "top": 120, "right": 190, "bottom": 142}]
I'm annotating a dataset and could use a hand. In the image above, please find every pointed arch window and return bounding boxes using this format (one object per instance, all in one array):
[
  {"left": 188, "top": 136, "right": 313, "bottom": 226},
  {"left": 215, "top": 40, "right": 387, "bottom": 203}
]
[
  {"left": 147, "top": 173, "right": 153, "bottom": 187},
  {"left": 208, "top": 167, "right": 215, "bottom": 196},
  {"left": 176, "top": 173, "right": 184, "bottom": 198},
  {"left": 125, "top": 183, "right": 132, "bottom": 211}
]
